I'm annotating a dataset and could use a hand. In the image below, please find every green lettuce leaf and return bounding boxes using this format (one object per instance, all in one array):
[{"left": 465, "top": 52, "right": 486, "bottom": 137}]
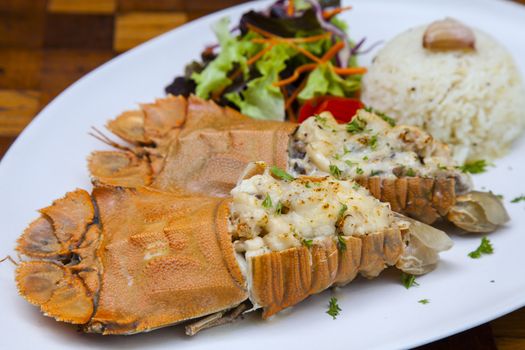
[
  {"left": 192, "top": 18, "right": 260, "bottom": 99},
  {"left": 298, "top": 62, "right": 361, "bottom": 102},
  {"left": 226, "top": 44, "right": 295, "bottom": 121}
]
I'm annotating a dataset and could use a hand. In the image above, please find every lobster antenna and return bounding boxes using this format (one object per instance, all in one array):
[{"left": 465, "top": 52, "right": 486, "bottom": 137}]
[
  {"left": 89, "top": 127, "right": 131, "bottom": 152},
  {"left": 0, "top": 255, "right": 19, "bottom": 266}
]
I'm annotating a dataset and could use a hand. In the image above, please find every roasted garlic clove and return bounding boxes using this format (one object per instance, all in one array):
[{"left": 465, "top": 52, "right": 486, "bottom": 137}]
[
  {"left": 423, "top": 18, "right": 476, "bottom": 51},
  {"left": 447, "top": 191, "right": 510, "bottom": 233}
]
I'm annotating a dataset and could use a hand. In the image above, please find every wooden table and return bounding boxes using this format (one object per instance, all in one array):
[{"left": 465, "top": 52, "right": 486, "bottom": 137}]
[{"left": 1, "top": 1, "right": 524, "bottom": 348}]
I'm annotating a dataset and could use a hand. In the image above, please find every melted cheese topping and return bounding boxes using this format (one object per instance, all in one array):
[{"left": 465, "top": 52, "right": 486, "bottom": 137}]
[
  {"left": 229, "top": 167, "right": 394, "bottom": 256},
  {"left": 289, "top": 110, "right": 465, "bottom": 180}
]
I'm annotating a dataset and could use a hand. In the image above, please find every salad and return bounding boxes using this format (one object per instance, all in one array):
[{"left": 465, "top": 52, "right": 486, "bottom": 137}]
[{"left": 165, "top": 0, "right": 366, "bottom": 122}]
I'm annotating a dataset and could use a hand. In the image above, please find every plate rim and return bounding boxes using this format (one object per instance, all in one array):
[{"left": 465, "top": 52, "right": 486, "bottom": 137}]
[{"left": 1, "top": 0, "right": 525, "bottom": 349}]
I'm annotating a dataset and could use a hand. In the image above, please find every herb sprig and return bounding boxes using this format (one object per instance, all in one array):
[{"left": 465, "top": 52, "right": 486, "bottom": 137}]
[
  {"left": 315, "top": 114, "right": 328, "bottom": 127},
  {"left": 329, "top": 164, "right": 342, "bottom": 179},
  {"left": 458, "top": 160, "right": 492, "bottom": 174},
  {"left": 401, "top": 272, "right": 419, "bottom": 289},
  {"left": 271, "top": 166, "right": 295, "bottom": 181},
  {"left": 418, "top": 299, "right": 430, "bottom": 305},
  {"left": 326, "top": 297, "right": 342, "bottom": 320},
  {"left": 262, "top": 194, "right": 273, "bottom": 209},
  {"left": 468, "top": 237, "right": 494, "bottom": 259},
  {"left": 511, "top": 195, "right": 525, "bottom": 203},
  {"left": 405, "top": 168, "right": 416, "bottom": 177},
  {"left": 337, "top": 203, "right": 347, "bottom": 222},
  {"left": 302, "top": 238, "right": 313, "bottom": 248},
  {"left": 369, "top": 135, "right": 378, "bottom": 150},
  {"left": 275, "top": 201, "right": 283, "bottom": 215},
  {"left": 337, "top": 235, "right": 347, "bottom": 251},
  {"left": 364, "top": 106, "right": 396, "bottom": 126},
  {"left": 346, "top": 117, "right": 367, "bottom": 133}
]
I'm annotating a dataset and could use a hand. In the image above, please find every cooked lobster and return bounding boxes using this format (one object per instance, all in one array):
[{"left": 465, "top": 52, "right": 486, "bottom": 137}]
[
  {"left": 90, "top": 95, "right": 508, "bottom": 232},
  {"left": 15, "top": 162, "right": 452, "bottom": 335}
]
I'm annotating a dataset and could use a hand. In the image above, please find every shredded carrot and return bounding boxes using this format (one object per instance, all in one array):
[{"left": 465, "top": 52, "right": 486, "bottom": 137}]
[
  {"left": 273, "top": 41, "right": 366, "bottom": 89},
  {"left": 286, "top": 41, "right": 323, "bottom": 63},
  {"left": 247, "top": 43, "right": 275, "bottom": 65},
  {"left": 218, "top": 19, "right": 363, "bottom": 112},
  {"left": 273, "top": 42, "right": 345, "bottom": 87},
  {"left": 320, "top": 41, "right": 344, "bottom": 62},
  {"left": 211, "top": 44, "right": 275, "bottom": 100},
  {"left": 322, "top": 6, "right": 353, "bottom": 20},
  {"left": 287, "top": 0, "right": 295, "bottom": 17},
  {"left": 251, "top": 32, "right": 331, "bottom": 44},
  {"left": 273, "top": 63, "right": 317, "bottom": 87},
  {"left": 245, "top": 23, "right": 277, "bottom": 39},
  {"left": 289, "top": 32, "right": 332, "bottom": 43},
  {"left": 333, "top": 67, "right": 368, "bottom": 75}
]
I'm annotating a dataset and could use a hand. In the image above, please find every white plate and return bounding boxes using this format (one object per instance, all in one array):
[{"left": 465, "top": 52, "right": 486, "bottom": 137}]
[{"left": 1, "top": 0, "right": 524, "bottom": 349}]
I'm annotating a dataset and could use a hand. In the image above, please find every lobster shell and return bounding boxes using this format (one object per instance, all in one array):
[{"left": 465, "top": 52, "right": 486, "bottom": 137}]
[
  {"left": 16, "top": 187, "right": 247, "bottom": 334},
  {"left": 15, "top": 185, "right": 408, "bottom": 333},
  {"left": 88, "top": 96, "right": 458, "bottom": 225},
  {"left": 89, "top": 95, "right": 295, "bottom": 197},
  {"left": 355, "top": 176, "right": 457, "bottom": 225},
  {"left": 250, "top": 227, "right": 404, "bottom": 318}
]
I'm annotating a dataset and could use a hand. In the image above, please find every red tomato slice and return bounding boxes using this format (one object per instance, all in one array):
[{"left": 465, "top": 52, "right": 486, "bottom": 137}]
[{"left": 298, "top": 96, "right": 364, "bottom": 123}]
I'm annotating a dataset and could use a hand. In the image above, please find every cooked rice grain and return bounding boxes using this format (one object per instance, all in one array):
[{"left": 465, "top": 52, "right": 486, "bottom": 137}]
[{"left": 362, "top": 25, "right": 525, "bottom": 163}]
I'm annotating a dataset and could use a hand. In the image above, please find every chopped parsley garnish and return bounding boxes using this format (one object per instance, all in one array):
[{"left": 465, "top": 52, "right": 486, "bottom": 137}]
[
  {"left": 379, "top": 113, "right": 396, "bottom": 127},
  {"left": 275, "top": 201, "right": 283, "bottom": 215},
  {"left": 346, "top": 117, "right": 367, "bottom": 133},
  {"left": 337, "top": 235, "right": 347, "bottom": 251},
  {"left": 418, "top": 299, "right": 430, "bottom": 305},
  {"left": 370, "top": 170, "right": 381, "bottom": 176},
  {"left": 333, "top": 153, "right": 341, "bottom": 160},
  {"left": 458, "top": 160, "right": 492, "bottom": 174},
  {"left": 343, "top": 145, "right": 350, "bottom": 154},
  {"left": 271, "top": 166, "right": 294, "bottom": 181},
  {"left": 438, "top": 164, "right": 448, "bottom": 170},
  {"left": 326, "top": 297, "right": 341, "bottom": 320},
  {"left": 262, "top": 194, "right": 273, "bottom": 209},
  {"left": 405, "top": 168, "right": 416, "bottom": 177},
  {"left": 511, "top": 195, "right": 525, "bottom": 203},
  {"left": 352, "top": 183, "right": 360, "bottom": 190},
  {"left": 364, "top": 106, "right": 396, "bottom": 126},
  {"left": 329, "top": 164, "right": 342, "bottom": 179},
  {"left": 305, "top": 182, "right": 311, "bottom": 188},
  {"left": 401, "top": 272, "right": 419, "bottom": 289},
  {"left": 345, "top": 160, "right": 357, "bottom": 167},
  {"left": 315, "top": 114, "right": 328, "bottom": 126},
  {"left": 302, "top": 238, "right": 313, "bottom": 248},
  {"left": 337, "top": 203, "right": 348, "bottom": 222},
  {"left": 468, "top": 237, "right": 494, "bottom": 259},
  {"left": 363, "top": 156, "right": 369, "bottom": 161},
  {"left": 369, "top": 135, "right": 378, "bottom": 150}
]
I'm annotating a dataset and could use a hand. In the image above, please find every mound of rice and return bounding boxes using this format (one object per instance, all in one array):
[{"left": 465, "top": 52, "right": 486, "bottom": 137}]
[{"left": 361, "top": 23, "right": 525, "bottom": 163}]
